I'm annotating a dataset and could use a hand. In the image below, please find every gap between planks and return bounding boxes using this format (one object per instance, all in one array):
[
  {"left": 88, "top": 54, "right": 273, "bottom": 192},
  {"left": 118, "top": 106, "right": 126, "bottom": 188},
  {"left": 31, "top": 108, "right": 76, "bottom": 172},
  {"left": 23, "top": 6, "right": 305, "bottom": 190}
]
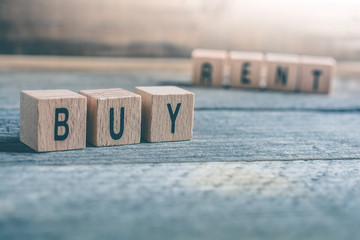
[
  {"left": 2, "top": 106, "right": 360, "bottom": 113},
  {"left": 1, "top": 157, "right": 360, "bottom": 167}
]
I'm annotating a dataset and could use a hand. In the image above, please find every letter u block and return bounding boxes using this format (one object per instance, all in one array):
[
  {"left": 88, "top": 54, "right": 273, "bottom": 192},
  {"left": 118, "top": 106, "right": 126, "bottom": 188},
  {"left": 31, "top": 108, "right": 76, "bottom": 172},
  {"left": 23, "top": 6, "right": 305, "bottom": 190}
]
[
  {"left": 79, "top": 88, "right": 141, "bottom": 146},
  {"left": 299, "top": 55, "right": 336, "bottom": 94},
  {"left": 134, "top": 86, "right": 195, "bottom": 143},
  {"left": 20, "top": 90, "right": 87, "bottom": 152},
  {"left": 192, "top": 49, "right": 227, "bottom": 87},
  {"left": 266, "top": 53, "right": 299, "bottom": 92}
]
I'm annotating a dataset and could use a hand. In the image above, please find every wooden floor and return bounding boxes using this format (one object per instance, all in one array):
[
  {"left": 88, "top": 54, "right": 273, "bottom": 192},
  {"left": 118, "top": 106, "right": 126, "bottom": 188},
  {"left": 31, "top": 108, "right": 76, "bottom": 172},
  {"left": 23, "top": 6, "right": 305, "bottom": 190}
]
[{"left": 1, "top": 57, "right": 360, "bottom": 240}]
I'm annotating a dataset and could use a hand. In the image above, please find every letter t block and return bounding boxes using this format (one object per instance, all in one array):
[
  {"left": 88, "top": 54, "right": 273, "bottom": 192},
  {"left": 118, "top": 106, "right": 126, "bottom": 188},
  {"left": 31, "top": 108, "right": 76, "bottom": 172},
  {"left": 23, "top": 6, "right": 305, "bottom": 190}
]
[
  {"left": 20, "top": 90, "right": 87, "bottom": 152},
  {"left": 134, "top": 86, "right": 195, "bottom": 143},
  {"left": 299, "top": 55, "right": 336, "bottom": 94},
  {"left": 78, "top": 88, "right": 141, "bottom": 147}
]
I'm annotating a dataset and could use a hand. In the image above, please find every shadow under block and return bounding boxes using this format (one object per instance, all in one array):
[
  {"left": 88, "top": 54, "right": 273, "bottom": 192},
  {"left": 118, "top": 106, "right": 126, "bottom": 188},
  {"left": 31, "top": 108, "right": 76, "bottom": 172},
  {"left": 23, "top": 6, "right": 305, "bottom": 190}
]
[
  {"left": 134, "top": 86, "right": 195, "bottom": 143},
  {"left": 299, "top": 56, "right": 336, "bottom": 94},
  {"left": 266, "top": 53, "right": 300, "bottom": 91},
  {"left": 78, "top": 88, "right": 141, "bottom": 147},
  {"left": 230, "top": 51, "right": 263, "bottom": 89},
  {"left": 192, "top": 49, "right": 227, "bottom": 87},
  {"left": 20, "top": 90, "right": 87, "bottom": 152}
]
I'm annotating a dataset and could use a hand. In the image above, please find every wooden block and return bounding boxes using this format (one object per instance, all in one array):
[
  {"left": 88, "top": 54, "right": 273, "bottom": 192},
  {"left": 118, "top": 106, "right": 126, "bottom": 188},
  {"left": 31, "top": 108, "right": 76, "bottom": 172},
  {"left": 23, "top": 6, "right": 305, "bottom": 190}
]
[
  {"left": 192, "top": 49, "right": 227, "bottom": 87},
  {"left": 20, "top": 90, "right": 87, "bottom": 152},
  {"left": 134, "top": 86, "right": 194, "bottom": 143},
  {"left": 78, "top": 88, "right": 141, "bottom": 147},
  {"left": 229, "top": 51, "right": 263, "bottom": 88},
  {"left": 266, "top": 53, "right": 300, "bottom": 91},
  {"left": 299, "top": 55, "right": 336, "bottom": 94}
]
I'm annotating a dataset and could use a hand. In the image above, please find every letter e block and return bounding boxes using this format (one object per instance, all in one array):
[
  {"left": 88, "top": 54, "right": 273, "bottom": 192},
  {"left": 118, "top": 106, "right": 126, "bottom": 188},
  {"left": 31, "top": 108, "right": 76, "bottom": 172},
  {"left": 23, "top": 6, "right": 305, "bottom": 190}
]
[
  {"left": 192, "top": 49, "right": 227, "bottom": 87},
  {"left": 78, "top": 88, "right": 141, "bottom": 147},
  {"left": 20, "top": 90, "right": 87, "bottom": 152},
  {"left": 230, "top": 51, "right": 263, "bottom": 89},
  {"left": 299, "top": 55, "right": 336, "bottom": 94},
  {"left": 266, "top": 53, "right": 299, "bottom": 91},
  {"left": 134, "top": 86, "right": 194, "bottom": 142}
]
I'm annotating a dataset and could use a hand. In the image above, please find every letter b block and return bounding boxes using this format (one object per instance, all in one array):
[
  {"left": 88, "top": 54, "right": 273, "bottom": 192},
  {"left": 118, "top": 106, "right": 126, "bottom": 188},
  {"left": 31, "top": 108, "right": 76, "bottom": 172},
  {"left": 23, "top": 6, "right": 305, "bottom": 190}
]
[
  {"left": 20, "top": 90, "right": 87, "bottom": 152},
  {"left": 134, "top": 86, "right": 194, "bottom": 142},
  {"left": 79, "top": 88, "right": 141, "bottom": 147}
]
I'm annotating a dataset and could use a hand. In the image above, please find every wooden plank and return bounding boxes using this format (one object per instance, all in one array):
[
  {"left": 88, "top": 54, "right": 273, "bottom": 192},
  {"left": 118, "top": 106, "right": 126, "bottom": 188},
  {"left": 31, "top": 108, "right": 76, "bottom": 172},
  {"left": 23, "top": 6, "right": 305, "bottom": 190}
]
[
  {"left": 1, "top": 71, "right": 360, "bottom": 110},
  {"left": 1, "top": 160, "right": 360, "bottom": 240},
  {"left": 1, "top": 68, "right": 360, "bottom": 240},
  {"left": 1, "top": 108, "right": 360, "bottom": 165}
]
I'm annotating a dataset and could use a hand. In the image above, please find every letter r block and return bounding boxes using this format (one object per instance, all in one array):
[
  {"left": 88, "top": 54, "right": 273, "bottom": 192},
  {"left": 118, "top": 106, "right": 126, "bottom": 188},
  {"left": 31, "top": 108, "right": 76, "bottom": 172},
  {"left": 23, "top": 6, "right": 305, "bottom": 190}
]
[
  {"left": 20, "top": 90, "right": 87, "bottom": 152},
  {"left": 266, "top": 53, "right": 299, "bottom": 92},
  {"left": 299, "top": 55, "right": 336, "bottom": 94},
  {"left": 78, "top": 88, "right": 141, "bottom": 147},
  {"left": 134, "top": 86, "right": 195, "bottom": 143},
  {"left": 192, "top": 49, "right": 227, "bottom": 87}
]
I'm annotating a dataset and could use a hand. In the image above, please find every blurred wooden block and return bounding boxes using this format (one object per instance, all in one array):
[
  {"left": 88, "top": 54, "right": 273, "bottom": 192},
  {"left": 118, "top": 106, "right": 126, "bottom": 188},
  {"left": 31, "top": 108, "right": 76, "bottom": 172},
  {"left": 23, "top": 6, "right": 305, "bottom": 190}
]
[
  {"left": 266, "top": 53, "right": 300, "bottom": 91},
  {"left": 79, "top": 88, "right": 141, "bottom": 147},
  {"left": 230, "top": 51, "right": 263, "bottom": 88},
  {"left": 134, "top": 86, "right": 194, "bottom": 143},
  {"left": 299, "top": 56, "right": 336, "bottom": 94},
  {"left": 192, "top": 49, "right": 227, "bottom": 87},
  {"left": 20, "top": 90, "right": 87, "bottom": 152}
]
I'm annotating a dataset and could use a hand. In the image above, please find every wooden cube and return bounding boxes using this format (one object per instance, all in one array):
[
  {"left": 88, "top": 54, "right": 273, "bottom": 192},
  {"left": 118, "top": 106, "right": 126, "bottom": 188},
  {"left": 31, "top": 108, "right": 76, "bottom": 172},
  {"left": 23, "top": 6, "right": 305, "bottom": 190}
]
[
  {"left": 266, "top": 53, "right": 300, "bottom": 91},
  {"left": 20, "top": 90, "right": 87, "bottom": 152},
  {"left": 134, "top": 86, "right": 194, "bottom": 143},
  {"left": 78, "top": 88, "right": 141, "bottom": 147},
  {"left": 192, "top": 49, "right": 227, "bottom": 87},
  {"left": 230, "top": 51, "right": 263, "bottom": 89},
  {"left": 299, "top": 55, "right": 336, "bottom": 94}
]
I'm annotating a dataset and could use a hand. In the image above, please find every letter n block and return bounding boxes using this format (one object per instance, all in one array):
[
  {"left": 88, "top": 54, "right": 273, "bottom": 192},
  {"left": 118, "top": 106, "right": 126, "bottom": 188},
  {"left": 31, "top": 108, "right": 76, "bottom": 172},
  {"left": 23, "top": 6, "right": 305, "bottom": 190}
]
[
  {"left": 134, "top": 86, "right": 194, "bottom": 143},
  {"left": 192, "top": 49, "right": 227, "bottom": 87},
  {"left": 78, "top": 88, "right": 141, "bottom": 147},
  {"left": 299, "top": 55, "right": 336, "bottom": 94},
  {"left": 266, "top": 53, "right": 299, "bottom": 92},
  {"left": 230, "top": 51, "right": 263, "bottom": 89},
  {"left": 20, "top": 90, "right": 87, "bottom": 152}
]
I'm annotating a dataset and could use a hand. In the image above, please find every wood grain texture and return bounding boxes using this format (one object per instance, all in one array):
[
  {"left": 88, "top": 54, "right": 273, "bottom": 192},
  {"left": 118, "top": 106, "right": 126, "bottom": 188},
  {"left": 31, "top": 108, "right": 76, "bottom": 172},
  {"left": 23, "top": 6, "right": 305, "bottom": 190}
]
[
  {"left": 2, "top": 71, "right": 360, "bottom": 110},
  {"left": 192, "top": 49, "right": 227, "bottom": 87},
  {"left": 4, "top": 109, "right": 360, "bottom": 165},
  {"left": 134, "top": 86, "right": 194, "bottom": 143},
  {"left": 299, "top": 56, "right": 336, "bottom": 94},
  {"left": 229, "top": 51, "right": 264, "bottom": 89},
  {"left": 2, "top": 69, "right": 360, "bottom": 240},
  {"left": 266, "top": 53, "right": 299, "bottom": 92},
  {"left": 79, "top": 88, "right": 141, "bottom": 146},
  {"left": 20, "top": 90, "right": 87, "bottom": 152},
  {"left": 1, "top": 161, "right": 360, "bottom": 240}
]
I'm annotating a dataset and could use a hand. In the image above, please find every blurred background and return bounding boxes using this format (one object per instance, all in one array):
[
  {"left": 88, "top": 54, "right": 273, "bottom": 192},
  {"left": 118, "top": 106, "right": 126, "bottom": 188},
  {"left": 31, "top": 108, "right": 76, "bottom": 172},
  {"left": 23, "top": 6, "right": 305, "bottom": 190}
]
[{"left": 1, "top": 0, "right": 360, "bottom": 60}]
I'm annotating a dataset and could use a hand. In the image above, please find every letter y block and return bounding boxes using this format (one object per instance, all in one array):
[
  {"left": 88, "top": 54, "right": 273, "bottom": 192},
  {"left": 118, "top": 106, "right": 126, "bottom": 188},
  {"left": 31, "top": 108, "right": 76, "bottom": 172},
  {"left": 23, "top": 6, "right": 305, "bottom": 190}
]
[
  {"left": 134, "top": 86, "right": 195, "bottom": 142},
  {"left": 20, "top": 90, "right": 87, "bottom": 152}
]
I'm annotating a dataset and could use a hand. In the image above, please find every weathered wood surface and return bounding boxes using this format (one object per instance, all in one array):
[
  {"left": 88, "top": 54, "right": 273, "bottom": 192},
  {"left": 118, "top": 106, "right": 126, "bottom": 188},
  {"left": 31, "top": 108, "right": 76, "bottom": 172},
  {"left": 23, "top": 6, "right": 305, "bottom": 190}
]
[
  {"left": 1, "top": 66, "right": 360, "bottom": 240},
  {"left": 1, "top": 161, "right": 360, "bottom": 240}
]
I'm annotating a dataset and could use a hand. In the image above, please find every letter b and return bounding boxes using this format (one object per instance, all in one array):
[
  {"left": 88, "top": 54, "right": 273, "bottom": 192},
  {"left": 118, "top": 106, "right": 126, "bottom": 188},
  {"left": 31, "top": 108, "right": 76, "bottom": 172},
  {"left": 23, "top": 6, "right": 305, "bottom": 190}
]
[{"left": 54, "top": 108, "right": 69, "bottom": 141}]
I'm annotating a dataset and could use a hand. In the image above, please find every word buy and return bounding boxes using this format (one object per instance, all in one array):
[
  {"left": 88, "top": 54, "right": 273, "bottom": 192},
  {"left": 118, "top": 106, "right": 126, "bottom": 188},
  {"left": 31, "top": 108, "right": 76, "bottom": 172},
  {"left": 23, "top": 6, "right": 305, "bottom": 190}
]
[
  {"left": 20, "top": 86, "right": 195, "bottom": 152},
  {"left": 192, "top": 49, "right": 336, "bottom": 94}
]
